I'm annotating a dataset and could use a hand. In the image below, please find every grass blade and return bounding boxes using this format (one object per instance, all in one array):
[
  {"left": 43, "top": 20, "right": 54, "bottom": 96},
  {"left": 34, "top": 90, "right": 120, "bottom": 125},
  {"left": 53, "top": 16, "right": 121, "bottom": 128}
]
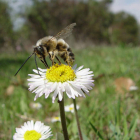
[
  {"left": 89, "top": 121, "right": 104, "bottom": 140},
  {"left": 129, "top": 115, "right": 137, "bottom": 133}
]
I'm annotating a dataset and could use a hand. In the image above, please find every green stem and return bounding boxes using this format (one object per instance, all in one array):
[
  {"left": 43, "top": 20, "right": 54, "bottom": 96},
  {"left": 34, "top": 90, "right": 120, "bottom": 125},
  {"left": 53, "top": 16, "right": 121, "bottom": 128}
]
[
  {"left": 73, "top": 99, "right": 83, "bottom": 140},
  {"left": 58, "top": 98, "right": 69, "bottom": 140}
]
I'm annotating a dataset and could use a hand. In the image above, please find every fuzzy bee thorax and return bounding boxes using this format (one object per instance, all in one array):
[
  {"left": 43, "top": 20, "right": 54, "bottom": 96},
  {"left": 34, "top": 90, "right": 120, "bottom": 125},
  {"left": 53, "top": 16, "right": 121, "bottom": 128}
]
[{"left": 36, "top": 36, "right": 57, "bottom": 48}]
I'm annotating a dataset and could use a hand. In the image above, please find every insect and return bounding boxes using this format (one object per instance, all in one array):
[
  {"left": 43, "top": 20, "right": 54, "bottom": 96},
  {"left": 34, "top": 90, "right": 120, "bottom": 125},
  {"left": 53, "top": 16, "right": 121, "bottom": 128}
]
[{"left": 15, "top": 23, "right": 76, "bottom": 76}]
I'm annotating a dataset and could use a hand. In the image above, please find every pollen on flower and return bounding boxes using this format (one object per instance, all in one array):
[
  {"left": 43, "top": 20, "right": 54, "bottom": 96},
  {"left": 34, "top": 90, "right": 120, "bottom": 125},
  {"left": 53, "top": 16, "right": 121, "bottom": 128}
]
[
  {"left": 24, "top": 130, "right": 41, "bottom": 140},
  {"left": 46, "top": 64, "right": 76, "bottom": 82}
]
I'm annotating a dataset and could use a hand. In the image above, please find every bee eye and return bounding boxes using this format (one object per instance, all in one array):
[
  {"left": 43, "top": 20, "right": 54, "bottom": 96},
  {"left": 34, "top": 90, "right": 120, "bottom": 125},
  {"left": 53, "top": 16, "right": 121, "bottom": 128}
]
[{"left": 38, "top": 45, "right": 43, "bottom": 53}]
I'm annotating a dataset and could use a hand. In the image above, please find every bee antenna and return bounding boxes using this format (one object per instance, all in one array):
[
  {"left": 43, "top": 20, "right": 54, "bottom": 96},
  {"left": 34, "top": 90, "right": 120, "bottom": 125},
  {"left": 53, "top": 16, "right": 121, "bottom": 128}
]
[
  {"left": 14, "top": 53, "right": 34, "bottom": 76},
  {"left": 34, "top": 53, "right": 41, "bottom": 76}
]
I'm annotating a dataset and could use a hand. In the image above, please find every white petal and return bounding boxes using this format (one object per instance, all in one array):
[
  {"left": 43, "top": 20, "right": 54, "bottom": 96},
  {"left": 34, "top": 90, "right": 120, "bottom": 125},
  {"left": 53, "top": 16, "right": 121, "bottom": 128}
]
[
  {"left": 72, "top": 64, "right": 77, "bottom": 70},
  {"left": 75, "top": 65, "right": 84, "bottom": 72},
  {"left": 64, "top": 83, "right": 73, "bottom": 98},
  {"left": 52, "top": 86, "right": 59, "bottom": 103},
  {"left": 70, "top": 83, "right": 85, "bottom": 97},
  {"left": 38, "top": 68, "right": 47, "bottom": 72},
  {"left": 58, "top": 83, "right": 63, "bottom": 101}
]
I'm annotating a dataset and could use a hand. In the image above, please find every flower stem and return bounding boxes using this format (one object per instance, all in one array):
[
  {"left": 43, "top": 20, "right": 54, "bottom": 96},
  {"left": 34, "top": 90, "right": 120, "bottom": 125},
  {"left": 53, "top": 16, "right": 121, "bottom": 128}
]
[
  {"left": 73, "top": 99, "right": 83, "bottom": 140},
  {"left": 58, "top": 98, "right": 69, "bottom": 140}
]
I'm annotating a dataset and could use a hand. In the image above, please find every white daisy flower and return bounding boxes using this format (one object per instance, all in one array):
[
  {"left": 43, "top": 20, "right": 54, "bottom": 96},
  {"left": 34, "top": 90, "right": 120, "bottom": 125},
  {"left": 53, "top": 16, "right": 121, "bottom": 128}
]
[
  {"left": 51, "top": 116, "right": 61, "bottom": 122},
  {"left": 65, "top": 104, "right": 79, "bottom": 113},
  {"left": 30, "top": 102, "right": 42, "bottom": 109},
  {"left": 28, "top": 64, "right": 94, "bottom": 103},
  {"left": 13, "top": 120, "right": 52, "bottom": 140}
]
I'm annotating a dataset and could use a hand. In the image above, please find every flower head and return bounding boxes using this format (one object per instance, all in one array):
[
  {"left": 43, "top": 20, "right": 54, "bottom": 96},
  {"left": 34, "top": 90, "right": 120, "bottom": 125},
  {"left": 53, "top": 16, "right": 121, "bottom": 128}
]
[
  {"left": 28, "top": 64, "right": 94, "bottom": 103},
  {"left": 13, "top": 120, "right": 52, "bottom": 140},
  {"left": 51, "top": 116, "right": 61, "bottom": 122},
  {"left": 30, "top": 102, "right": 42, "bottom": 109},
  {"left": 65, "top": 104, "right": 79, "bottom": 113}
]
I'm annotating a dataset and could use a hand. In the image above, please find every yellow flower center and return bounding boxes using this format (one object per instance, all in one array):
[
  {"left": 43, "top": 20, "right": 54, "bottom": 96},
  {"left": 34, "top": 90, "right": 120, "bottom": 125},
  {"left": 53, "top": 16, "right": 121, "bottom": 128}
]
[
  {"left": 24, "top": 130, "right": 41, "bottom": 140},
  {"left": 54, "top": 117, "right": 60, "bottom": 120},
  {"left": 69, "top": 107, "right": 74, "bottom": 110},
  {"left": 46, "top": 64, "right": 76, "bottom": 82}
]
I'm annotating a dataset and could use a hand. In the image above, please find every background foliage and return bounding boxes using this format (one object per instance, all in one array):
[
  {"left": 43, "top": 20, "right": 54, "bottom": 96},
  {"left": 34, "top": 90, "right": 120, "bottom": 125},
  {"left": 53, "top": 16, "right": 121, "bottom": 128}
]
[{"left": 0, "top": 0, "right": 139, "bottom": 51}]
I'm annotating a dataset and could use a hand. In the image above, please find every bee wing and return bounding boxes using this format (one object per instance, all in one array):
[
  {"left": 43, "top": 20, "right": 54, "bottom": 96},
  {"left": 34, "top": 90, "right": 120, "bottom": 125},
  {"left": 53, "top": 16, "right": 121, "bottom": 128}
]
[
  {"left": 40, "top": 23, "right": 76, "bottom": 44},
  {"left": 55, "top": 23, "right": 76, "bottom": 40}
]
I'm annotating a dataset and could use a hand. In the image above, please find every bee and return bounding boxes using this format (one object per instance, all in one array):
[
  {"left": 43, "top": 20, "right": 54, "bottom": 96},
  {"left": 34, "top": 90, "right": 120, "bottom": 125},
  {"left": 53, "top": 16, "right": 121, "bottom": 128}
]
[{"left": 15, "top": 23, "right": 76, "bottom": 76}]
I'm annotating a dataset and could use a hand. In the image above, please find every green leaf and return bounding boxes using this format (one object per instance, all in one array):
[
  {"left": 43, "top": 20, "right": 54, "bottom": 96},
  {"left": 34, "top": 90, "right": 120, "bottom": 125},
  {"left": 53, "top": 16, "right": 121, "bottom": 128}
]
[
  {"left": 122, "top": 135, "right": 129, "bottom": 140},
  {"left": 117, "top": 97, "right": 121, "bottom": 125},
  {"left": 89, "top": 121, "right": 104, "bottom": 140},
  {"left": 129, "top": 116, "right": 137, "bottom": 139},
  {"left": 123, "top": 117, "right": 128, "bottom": 136},
  {"left": 129, "top": 115, "right": 137, "bottom": 133}
]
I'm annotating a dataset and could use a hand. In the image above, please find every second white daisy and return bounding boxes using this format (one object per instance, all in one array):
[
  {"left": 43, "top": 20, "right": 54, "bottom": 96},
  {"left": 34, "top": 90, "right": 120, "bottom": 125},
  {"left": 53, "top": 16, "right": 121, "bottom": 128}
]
[
  {"left": 51, "top": 116, "right": 61, "bottom": 122},
  {"left": 13, "top": 120, "right": 52, "bottom": 140},
  {"left": 28, "top": 64, "right": 94, "bottom": 103}
]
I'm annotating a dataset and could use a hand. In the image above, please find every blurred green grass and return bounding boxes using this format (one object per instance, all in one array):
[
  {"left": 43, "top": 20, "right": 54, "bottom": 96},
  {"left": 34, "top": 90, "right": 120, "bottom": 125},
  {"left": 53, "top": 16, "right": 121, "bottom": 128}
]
[{"left": 0, "top": 46, "right": 140, "bottom": 140}]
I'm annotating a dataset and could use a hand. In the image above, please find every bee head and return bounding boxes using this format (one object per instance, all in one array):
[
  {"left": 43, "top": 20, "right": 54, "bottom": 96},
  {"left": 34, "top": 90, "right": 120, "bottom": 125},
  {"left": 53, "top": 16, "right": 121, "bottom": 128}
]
[{"left": 34, "top": 45, "right": 44, "bottom": 57}]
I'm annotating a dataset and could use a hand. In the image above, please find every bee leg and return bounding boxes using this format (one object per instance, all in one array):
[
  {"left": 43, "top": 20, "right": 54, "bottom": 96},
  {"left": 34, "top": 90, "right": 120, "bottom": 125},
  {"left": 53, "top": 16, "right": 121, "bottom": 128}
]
[
  {"left": 41, "top": 57, "right": 49, "bottom": 68},
  {"left": 49, "top": 52, "right": 55, "bottom": 65},
  {"left": 55, "top": 56, "right": 61, "bottom": 65},
  {"left": 43, "top": 57, "right": 49, "bottom": 68},
  {"left": 39, "top": 55, "right": 49, "bottom": 68},
  {"left": 67, "top": 61, "right": 70, "bottom": 66},
  {"left": 35, "top": 54, "right": 41, "bottom": 76},
  {"left": 41, "top": 60, "right": 47, "bottom": 68},
  {"left": 65, "top": 52, "right": 70, "bottom": 66}
]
